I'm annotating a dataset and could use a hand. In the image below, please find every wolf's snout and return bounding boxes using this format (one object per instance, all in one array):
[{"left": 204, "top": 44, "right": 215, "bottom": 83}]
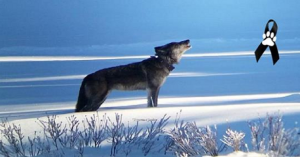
[
  {"left": 180, "top": 39, "right": 190, "bottom": 44},
  {"left": 181, "top": 39, "right": 191, "bottom": 48},
  {"left": 183, "top": 39, "right": 190, "bottom": 43}
]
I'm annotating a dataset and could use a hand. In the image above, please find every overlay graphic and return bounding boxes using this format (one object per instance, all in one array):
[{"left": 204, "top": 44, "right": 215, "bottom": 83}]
[{"left": 254, "top": 19, "right": 280, "bottom": 65}]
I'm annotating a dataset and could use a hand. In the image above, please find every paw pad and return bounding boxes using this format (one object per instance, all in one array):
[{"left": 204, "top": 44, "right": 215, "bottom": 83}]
[{"left": 262, "top": 31, "right": 277, "bottom": 46}]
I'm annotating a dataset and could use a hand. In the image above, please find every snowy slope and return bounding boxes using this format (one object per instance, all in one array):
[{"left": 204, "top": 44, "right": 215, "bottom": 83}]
[{"left": 0, "top": 49, "right": 300, "bottom": 156}]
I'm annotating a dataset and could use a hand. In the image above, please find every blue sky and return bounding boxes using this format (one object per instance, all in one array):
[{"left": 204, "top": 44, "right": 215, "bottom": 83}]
[{"left": 0, "top": 0, "right": 300, "bottom": 49}]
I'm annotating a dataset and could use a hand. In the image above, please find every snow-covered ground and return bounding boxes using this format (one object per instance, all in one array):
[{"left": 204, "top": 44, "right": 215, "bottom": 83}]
[
  {"left": 1, "top": 49, "right": 300, "bottom": 122},
  {"left": 1, "top": 46, "right": 300, "bottom": 156}
]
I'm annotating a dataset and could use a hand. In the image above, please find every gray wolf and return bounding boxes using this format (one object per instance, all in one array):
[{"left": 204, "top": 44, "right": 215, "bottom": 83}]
[{"left": 75, "top": 40, "right": 191, "bottom": 112}]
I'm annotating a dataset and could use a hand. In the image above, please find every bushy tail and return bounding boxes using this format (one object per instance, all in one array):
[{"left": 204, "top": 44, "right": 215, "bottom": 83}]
[{"left": 75, "top": 78, "right": 88, "bottom": 112}]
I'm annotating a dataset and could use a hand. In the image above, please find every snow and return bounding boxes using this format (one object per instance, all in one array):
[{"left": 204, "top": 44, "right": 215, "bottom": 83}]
[
  {"left": 206, "top": 151, "right": 267, "bottom": 157},
  {"left": 1, "top": 51, "right": 300, "bottom": 62},
  {"left": 1, "top": 48, "right": 300, "bottom": 156}
]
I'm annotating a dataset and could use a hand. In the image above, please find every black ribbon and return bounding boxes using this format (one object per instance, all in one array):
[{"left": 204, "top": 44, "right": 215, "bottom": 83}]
[{"left": 255, "top": 19, "right": 279, "bottom": 65}]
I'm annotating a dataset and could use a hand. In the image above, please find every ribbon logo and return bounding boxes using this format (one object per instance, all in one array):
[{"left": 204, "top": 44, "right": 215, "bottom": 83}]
[{"left": 255, "top": 19, "right": 279, "bottom": 65}]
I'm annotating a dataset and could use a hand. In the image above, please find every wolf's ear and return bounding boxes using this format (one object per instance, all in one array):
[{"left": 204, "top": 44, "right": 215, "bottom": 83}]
[{"left": 155, "top": 46, "right": 167, "bottom": 56}]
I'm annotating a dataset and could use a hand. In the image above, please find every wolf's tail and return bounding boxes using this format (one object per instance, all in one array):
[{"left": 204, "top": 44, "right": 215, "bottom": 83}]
[{"left": 75, "top": 77, "right": 88, "bottom": 112}]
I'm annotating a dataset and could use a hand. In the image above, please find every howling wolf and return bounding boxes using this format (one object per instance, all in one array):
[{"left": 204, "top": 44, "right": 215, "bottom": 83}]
[{"left": 75, "top": 40, "right": 191, "bottom": 112}]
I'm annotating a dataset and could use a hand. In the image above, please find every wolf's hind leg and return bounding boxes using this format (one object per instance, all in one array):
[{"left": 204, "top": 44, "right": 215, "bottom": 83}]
[
  {"left": 79, "top": 78, "right": 109, "bottom": 112},
  {"left": 80, "top": 90, "right": 109, "bottom": 112},
  {"left": 89, "top": 90, "right": 109, "bottom": 111}
]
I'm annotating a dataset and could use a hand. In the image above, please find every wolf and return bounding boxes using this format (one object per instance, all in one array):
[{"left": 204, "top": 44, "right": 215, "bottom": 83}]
[{"left": 75, "top": 40, "right": 191, "bottom": 112}]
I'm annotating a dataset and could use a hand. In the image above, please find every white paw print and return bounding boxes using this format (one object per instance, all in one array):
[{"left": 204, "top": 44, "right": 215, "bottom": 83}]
[{"left": 262, "top": 31, "right": 277, "bottom": 46}]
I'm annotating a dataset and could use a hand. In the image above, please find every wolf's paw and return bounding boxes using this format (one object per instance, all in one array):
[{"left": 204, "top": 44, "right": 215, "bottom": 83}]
[{"left": 262, "top": 31, "right": 277, "bottom": 46}]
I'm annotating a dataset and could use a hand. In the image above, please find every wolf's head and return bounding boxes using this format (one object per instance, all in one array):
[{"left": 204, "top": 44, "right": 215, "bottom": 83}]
[{"left": 154, "top": 40, "right": 191, "bottom": 64}]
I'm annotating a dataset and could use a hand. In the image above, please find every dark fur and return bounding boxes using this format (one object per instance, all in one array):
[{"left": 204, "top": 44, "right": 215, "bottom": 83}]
[{"left": 75, "top": 40, "right": 191, "bottom": 112}]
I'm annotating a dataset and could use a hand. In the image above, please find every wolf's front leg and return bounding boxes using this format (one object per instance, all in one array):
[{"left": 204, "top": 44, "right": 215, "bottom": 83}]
[
  {"left": 147, "top": 89, "right": 154, "bottom": 107},
  {"left": 147, "top": 95, "right": 153, "bottom": 107},
  {"left": 147, "top": 87, "right": 160, "bottom": 107}
]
